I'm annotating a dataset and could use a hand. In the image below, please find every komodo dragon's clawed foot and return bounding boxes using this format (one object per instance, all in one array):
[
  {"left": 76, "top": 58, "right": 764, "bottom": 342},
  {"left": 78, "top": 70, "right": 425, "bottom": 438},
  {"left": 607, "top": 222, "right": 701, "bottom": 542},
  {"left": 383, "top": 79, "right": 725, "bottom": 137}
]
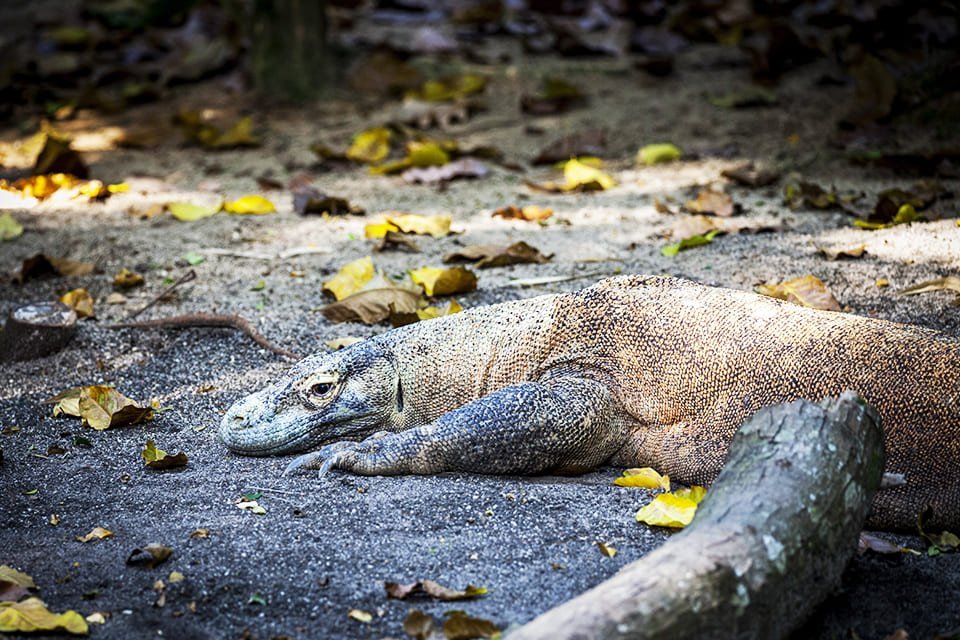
[{"left": 283, "top": 432, "right": 391, "bottom": 477}]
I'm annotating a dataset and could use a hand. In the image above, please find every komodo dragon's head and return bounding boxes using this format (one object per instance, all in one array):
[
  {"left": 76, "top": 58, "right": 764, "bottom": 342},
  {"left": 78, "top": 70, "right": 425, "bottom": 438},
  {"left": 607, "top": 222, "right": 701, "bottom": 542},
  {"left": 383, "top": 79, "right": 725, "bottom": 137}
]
[{"left": 219, "top": 341, "right": 404, "bottom": 456}]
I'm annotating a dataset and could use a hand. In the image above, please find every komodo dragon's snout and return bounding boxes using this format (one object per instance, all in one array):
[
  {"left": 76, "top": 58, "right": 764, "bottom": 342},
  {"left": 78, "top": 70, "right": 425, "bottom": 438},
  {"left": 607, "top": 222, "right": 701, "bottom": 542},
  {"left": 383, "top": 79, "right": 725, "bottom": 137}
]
[{"left": 220, "top": 343, "right": 403, "bottom": 457}]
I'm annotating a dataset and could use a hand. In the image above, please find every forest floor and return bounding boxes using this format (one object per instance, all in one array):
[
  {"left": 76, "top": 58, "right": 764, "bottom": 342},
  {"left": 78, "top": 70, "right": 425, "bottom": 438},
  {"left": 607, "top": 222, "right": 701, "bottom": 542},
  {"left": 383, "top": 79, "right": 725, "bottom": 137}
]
[{"left": 1, "top": 29, "right": 959, "bottom": 640}]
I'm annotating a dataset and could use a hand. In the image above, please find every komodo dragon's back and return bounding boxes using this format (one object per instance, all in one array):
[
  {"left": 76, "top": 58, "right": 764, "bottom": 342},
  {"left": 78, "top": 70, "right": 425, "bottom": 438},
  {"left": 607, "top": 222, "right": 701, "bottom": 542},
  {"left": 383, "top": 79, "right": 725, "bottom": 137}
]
[{"left": 221, "top": 274, "right": 960, "bottom": 530}]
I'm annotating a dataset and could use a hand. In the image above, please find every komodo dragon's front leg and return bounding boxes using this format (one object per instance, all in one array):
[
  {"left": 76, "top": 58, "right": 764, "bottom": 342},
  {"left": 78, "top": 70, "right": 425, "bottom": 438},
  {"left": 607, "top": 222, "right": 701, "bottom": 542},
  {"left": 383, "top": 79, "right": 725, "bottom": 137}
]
[{"left": 284, "top": 376, "right": 629, "bottom": 477}]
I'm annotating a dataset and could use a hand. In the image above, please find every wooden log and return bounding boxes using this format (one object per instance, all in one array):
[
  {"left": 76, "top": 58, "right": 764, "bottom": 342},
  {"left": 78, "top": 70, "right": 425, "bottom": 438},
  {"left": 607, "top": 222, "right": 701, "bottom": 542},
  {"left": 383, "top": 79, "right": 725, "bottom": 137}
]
[{"left": 512, "top": 392, "right": 885, "bottom": 640}]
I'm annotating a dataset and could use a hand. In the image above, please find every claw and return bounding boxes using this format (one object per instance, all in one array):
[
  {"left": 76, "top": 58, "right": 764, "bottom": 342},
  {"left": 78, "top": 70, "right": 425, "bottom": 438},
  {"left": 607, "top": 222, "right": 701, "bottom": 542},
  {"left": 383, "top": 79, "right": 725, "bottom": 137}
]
[
  {"left": 283, "top": 451, "right": 324, "bottom": 477},
  {"left": 317, "top": 453, "right": 342, "bottom": 478}
]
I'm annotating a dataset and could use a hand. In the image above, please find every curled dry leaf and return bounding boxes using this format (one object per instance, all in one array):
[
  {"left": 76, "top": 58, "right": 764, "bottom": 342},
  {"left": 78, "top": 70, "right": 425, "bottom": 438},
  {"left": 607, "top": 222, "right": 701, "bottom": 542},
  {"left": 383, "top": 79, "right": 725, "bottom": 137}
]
[
  {"left": 59, "top": 288, "right": 95, "bottom": 318},
  {"left": 126, "top": 543, "right": 173, "bottom": 568},
  {"left": 816, "top": 243, "right": 866, "bottom": 260},
  {"left": 721, "top": 163, "right": 780, "bottom": 187},
  {"left": 898, "top": 276, "right": 960, "bottom": 306},
  {"left": 347, "top": 608, "right": 373, "bottom": 623},
  {"left": 596, "top": 542, "right": 617, "bottom": 557},
  {"left": 613, "top": 467, "right": 671, "bottom": 490},
  {"left": 409, "top": 266, "right": 478, "bottom": 296},
  {"left": 322, "top": 274, "right": 422, "bottom": 326},
  {"left": 443, "top": 611, "right": 499, "bottom": 640},
  {"left": 526, "top": 158, "right": 615, "bottom": 194},
  {"left": 47, "top": 385, "right": 154, "bottom": 430},
  {"left": 404, "top": 609, "right": 435, "bottom": 640},
  {"left": 685, "top": 189, "right": 736, "bottom": 217},
  {"left": 235, "top": 499, "right": 266, "bottom": 515},
  {"left": 385, "top": 579, "right": 487, "bottom": 601},
  {"left": 370, "top": 141, "right": 451, "bottom": 176},
  {"left": 12, "top": 254, "right": 94, "bottom": 284},
  {"left": 323, "top": 257, "right": 375, "bottom": 301},
  {"left": 365, "top": 213, "right": 453, "bottom": 239},
  {"left": 113, "top": 268, "right": 144, "bottom": 289},
  {"left": 374, "top": 230, "right": 420, "bottom": 253},
  {"left": 444, "top": 242, "right": 551, "bottom": 269},
  {"left": 491, "top": 205, "right": 553, "bottom": 222},
  {"left": 142, "top": 440, "right": 188, "bottom": 470},
  {"left": 0, "top": 565, "right": 37, "bottom": 602},
  {"left": 0, "top": 598, "right": 88, "bottom": 635},
  {"left": 347, "top": 127, "right": 392, "bottom": 164},
  {"left": 756, "top": 275, "right": 841, "bottom": 311},
  {"left": 76, "top": 526, "right": 113, "bottom": 542}
]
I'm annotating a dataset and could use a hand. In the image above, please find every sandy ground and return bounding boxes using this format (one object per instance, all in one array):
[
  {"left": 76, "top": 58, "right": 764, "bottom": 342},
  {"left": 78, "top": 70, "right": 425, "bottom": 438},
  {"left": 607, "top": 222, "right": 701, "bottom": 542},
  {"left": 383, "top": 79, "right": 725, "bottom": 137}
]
[{"left": 2, "top": 36, "right": 960, "bottom": 639}]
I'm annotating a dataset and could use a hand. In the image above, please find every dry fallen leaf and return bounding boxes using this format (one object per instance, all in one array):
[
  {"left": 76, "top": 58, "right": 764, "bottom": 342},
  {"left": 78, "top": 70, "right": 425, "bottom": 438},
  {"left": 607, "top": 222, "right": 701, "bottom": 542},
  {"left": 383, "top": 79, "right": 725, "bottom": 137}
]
[
  {"left": 76, "top": 526, "right": 113, "bottom": 542},
  {"left": 59, "top": 288, "right": 95, "bottom": 318},
  {"left": 491, "top": 205, "right": 553, "bottom": 222},
  {"left": 347, "top": 608, "right": 373, "bottom": 623},
  {"left": 526, "top": 158, "right": 615, "bottom": 193},
  {"left": 167, "top": 201, "right": 221, "bottom": 222},
  {"left": 325, "top": 336, "right": 364, "bottom": 350},
  {"left": 685, "top": 189, "right": 735, "bottom": 217},
  {"left": 47, "top": 385, "right": 154, "bottom": 430},
  {"left": 756, "top": 275, "right": 841, "bottom": 311},
  {"left": 0, "top": 598, "right": 88, "bottom": 635},
  {"left": 721, "top": 163, "right": 780, "bottom": 187},
  {"left": 404, "top": 609, "right": 435, "bottom": 640},
  {"left": 142, "top": 440, "right": 188, "bottom": 470},
  {"left": 444, "top": 241, "right": 552, "bottom": 269},
  {"left": 347, "top": 127, "right": 392, "bottom": 164},
  {"left": 442, "top": 611, "right": 499, "bottom": 640},
  {"left": 11, "top": 254, "right": 94, "bottom": 284},
  {"left": 323, "top": 257, "right": 375, "bottom": 301},
  {"left": 596, "top": 542, "right": 617, "bottom": 557},
  {"left": 816, "top": 243, "right": 866, "bottom": 261},
  {"left": 384, "top": 579, "right": 487, "bottom": 601},
  {"left": 113, "top": 268, "right": 145, "bottom": 289},
  {"left": 899, "top": 276, "right": 960, "bottom": 297},
  {"left": 126, "top": 543, "right": 173, "bottom": 568},
  {"left": 391, "top": 299, "right": 463, "bottom": 327},
  {"left": 613, "top": 467, "right": 671, "bottom": 490},
  {"left": 0, "top": 565, "right": 37, "bottom": 602},
  {"left": 365, "top": 213, "right": 453, "bottom": 239},
  {"left": 322, "top": 273, "right": 423, "bottom": 325},
  {"left": 409, "top": 266, "right": 478, "bottom": 296}
]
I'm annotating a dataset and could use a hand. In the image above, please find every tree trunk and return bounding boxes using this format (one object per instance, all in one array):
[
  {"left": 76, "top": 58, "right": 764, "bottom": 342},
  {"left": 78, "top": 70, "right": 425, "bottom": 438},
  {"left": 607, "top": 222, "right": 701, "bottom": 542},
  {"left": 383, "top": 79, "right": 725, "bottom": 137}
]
[{"left": 511, "top": 392, "right": 885, "bottom": 640}]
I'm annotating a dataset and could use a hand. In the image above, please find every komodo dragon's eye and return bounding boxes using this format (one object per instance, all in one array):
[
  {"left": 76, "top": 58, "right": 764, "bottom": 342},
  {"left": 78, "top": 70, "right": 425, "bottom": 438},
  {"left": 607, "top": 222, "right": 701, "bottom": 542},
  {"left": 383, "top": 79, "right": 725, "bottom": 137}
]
[{"left": 310, "top": 382, "right": 332, "bottom": 396}]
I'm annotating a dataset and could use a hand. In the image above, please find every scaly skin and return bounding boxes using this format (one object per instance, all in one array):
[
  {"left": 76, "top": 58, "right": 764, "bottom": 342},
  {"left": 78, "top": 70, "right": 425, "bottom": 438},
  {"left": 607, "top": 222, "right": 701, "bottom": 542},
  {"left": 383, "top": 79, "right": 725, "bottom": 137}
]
[{"left": 220, "top": 275, "right": 960, "bottom": 530}]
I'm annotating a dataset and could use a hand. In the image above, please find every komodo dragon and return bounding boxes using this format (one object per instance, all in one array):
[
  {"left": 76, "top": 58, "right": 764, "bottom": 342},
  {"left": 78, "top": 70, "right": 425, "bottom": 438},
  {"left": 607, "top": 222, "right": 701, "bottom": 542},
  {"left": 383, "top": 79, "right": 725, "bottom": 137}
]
[{"left": 220, "top": 275, "right": 960, "bottom": 530}]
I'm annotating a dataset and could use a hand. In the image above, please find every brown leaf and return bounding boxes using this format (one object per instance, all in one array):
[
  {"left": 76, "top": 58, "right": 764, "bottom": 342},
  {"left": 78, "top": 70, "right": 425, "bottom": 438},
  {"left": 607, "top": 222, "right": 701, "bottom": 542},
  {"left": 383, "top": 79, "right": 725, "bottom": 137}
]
[
  {"left": 442, "top": 611, "right": 499, "bottom": 640},
  {"left": 899, "top": 276, "right": 960, "bottom": 298},
  {"left": 721, "top": 163, "right": 780, "bottom": 187},
  {"left": 403, "top": 609, "right": 435, "bottom": 640},
  {"left": 783, "top": 181, "right": 839, "bottom": 210},
  {"left": 0, "top": 565, "right": 37, "bottom": 602},
  {"left": 374, "top": 230, "right": 420, "bottom": 253},
  {"left": 126, "top": 543, "right": 173, "bottom": 568},
  {"left": 11, "top": 254, "right": 95, "bottom": 284},
  {"left": 532, "top": 129, "right": 606, "bottom": 165},
  {"left": 47, "top": 386, "right": 153, "bottom": 430},
  {"left": 816, "top": 243, "right": 866, "bottom": 261},
  {"left": 685, "top": 189, "right": 735, "bottom": 217},
  {"left": 113, "top": 268, "right": 145, "bottom": 289},
  {"left": 756, "top": 275, "right": 841, "bottom": 311},
  {"left": 444, "top": 242, "right": 552, "bottom": 269},
  {"left": 76, "top": 526, "right": 113, "bottom": 543},
  {"left": 384, "top": 580, "right": 487, "bottom": 601},
  {"left": 410, "top": 266, "right": 478, "bottom": 296},
  {"left": 321, "top": 281, "right": 422, "bottom": 325},
  {"left": 293, "top": 186, "right": 365, "bottom": 217},
  {"left": 59, "top": 288, "right": 95, "bottom": 318},
  {"left": 142, "top": 440, "right": 189, "bottom": 470},
  {"left": 491, "top": 205, "right": 553, "bottom": 222}
]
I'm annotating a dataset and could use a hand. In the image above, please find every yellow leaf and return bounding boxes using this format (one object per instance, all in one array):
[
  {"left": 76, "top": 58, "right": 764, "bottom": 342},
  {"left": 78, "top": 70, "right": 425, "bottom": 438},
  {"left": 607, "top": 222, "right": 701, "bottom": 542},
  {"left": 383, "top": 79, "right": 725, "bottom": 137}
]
[
  {"left": 223, "top": 195, "right": 276, "bottom": 215},
  {"left": 637, "top": 143, "right": 682, "bottom": 166},
  {"left": 141, "top": 440, "right": 188, "bottom": 470},
  {"left": 674, "top": 485, "right": 707, "bottom": 504},
  {"left": 347, "top": 127, "right": 392, "bottom": 164},
  {"left": 596, "top": 542, "right": 617, "bottom": 557},
  {"left": 635, "top": 492, "right": 701, "bottom": 528},
  {"left": 0, "top": 598, "right": 88, "bottom": 635},
  {"left": 47, "top": 386, "right": 153, "bottom": 430},
  {"left": 491, "top": 205, "right": 553, "bottom": 222},
  {"left": 76, "top": 526, "right": 113, "bottom": 542},
  {"left": 416, "top": 299, "right": 463, "bottom": 321},
  {"left": 614, "top": 467, "right": 671, "bottom": 490},
  {"left": 323, "top": 257, "right": 375, "bottom": 301},
  {"left": 406, "top": 141, "right": 450, "bottom": 167},
  {"left": 409, "top": 266, "right": 478, "bottom": 296},
  {"left": 211, "top": 116, "right": 259, "bottom": 148},
  {"left": 59, "top": 288, "right": 95, "bottom": 318},
  {"left": 756, "top": 275, "right": 841, "bottom": 311},
  {"left": 411, "top": 73, "right": 487, "bottom": 101},
  {"left": 168, "top": 201, "right": 220, "bottom": 221},
  {"left": 388, "top": 213, "right": 452, "bottom": 238},
  {"left": 875, "top": 278, "right": 890, "bottom": 288},
  {"left": 348, "top": 608, "right": 373, "bottom": 623},
  {"left": 107, "top": 183, "right": 129, "bottom": 193},
  {"left": 113, "top": 268, "right": 144, "bottom": 289},
  {"left": 363, "top": 220, "right": 401, "bottom": 239},
  {"left": 562, "top": 158, "right": 615, "bottom": 191},
  {"left": 0, "top": 212, "right": 23, "bottom": 240}
]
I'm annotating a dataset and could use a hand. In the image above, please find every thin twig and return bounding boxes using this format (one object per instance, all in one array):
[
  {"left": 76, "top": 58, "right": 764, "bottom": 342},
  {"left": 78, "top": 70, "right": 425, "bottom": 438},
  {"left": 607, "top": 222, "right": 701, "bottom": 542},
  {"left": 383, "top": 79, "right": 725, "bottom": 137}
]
[
  {"left": 128, "top": 270, "right": 197, "bottom": 319},
  {"left": 104, "top": 313, "right": 301, "bottom": 360}
]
